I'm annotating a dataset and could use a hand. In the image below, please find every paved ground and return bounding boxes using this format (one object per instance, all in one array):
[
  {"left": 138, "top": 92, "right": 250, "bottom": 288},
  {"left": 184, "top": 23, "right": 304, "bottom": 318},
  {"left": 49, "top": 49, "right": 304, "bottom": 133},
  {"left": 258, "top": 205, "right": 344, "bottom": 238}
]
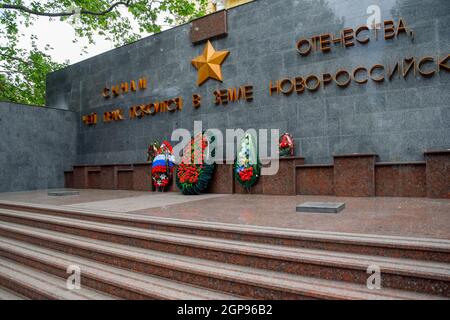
[
  {"left": 66, "top": 193, "right": 226, "bottom": 212},
  {"left": 0, "top": 189, "right": 149, "bottom": 206},
  {"left": 0, "top": 189, "right": 449, "bottom": 239}
]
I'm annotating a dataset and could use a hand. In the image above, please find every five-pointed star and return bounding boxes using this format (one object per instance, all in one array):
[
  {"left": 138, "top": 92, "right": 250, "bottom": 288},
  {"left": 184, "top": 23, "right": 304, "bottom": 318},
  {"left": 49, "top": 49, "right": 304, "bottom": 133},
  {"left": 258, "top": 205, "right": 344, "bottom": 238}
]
[{"left": 191, "top": 40, "right": 230, "bottom": 86}]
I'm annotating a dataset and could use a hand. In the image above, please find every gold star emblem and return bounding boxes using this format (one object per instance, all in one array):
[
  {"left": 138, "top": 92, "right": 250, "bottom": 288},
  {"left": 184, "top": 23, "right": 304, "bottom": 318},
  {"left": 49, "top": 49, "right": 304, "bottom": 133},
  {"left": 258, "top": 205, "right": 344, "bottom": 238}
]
[{"left": 191, "top": 40, "right": 230, "bottom": 86}]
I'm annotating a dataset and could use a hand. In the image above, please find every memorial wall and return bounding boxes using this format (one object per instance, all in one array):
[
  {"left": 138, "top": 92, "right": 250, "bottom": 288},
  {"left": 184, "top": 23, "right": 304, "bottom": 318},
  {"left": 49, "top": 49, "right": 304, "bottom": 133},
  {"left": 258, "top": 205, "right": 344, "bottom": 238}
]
[
  {"left": 2, "top": 0, "right": 447, "bottom": 196},
  {"left": 46, "top": 0, "right": 450, "bottom": 167},
  {"left": 0, "top": 102, "right": 77, "bottom": 192}
]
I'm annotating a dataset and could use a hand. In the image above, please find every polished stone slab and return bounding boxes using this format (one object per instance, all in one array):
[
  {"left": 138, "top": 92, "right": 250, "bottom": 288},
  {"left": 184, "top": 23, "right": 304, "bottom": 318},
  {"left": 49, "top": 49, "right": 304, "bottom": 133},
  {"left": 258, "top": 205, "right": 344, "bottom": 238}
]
[
  {"left": 65, "top": 193, "right": 229, "bottom": 213},
  {"left": 47, "top": 190, "right": 80, "bottom": 197},
  {"left": 296, "top": 202, "right": 345, "bottom": 214},
  {"left": 1, "top": 190, "right": 450, "bottom": 239}
]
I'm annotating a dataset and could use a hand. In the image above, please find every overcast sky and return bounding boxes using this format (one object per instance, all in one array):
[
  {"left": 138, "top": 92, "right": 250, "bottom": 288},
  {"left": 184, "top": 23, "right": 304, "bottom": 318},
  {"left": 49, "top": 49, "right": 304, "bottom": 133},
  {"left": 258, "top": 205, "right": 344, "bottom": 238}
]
[
  {"left": 16, "top": 5, "right": 166, "bottom": 65},
  {"left": 19, "top": 16, "right": 114, "bottom": 64}
]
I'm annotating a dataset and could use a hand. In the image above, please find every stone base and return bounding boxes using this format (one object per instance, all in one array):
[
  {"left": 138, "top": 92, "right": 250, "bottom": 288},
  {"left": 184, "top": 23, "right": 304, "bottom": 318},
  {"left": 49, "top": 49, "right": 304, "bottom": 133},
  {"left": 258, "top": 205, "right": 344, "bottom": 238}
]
[
  {"left": 296, "top": 202, "right": 345, "bottom": 214},
  {"left": 333, "top": 154, "right": 376, "bottom": 197},
  {"left": 64, "top": 150, "right": 450, "bottom": 199},
  {"left": 425, "top": 150, "right": 450, "bottom": 199}
]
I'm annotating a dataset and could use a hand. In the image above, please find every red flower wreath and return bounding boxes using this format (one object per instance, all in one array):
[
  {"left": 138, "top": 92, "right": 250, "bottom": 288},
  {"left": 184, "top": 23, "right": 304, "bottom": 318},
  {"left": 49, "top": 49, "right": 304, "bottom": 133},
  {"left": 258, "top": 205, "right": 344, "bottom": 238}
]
[
  {"left": 175, "top": 134, "right": 216, "bottom": 195},
  {"left": 238, "top": 167, "right": 254, "bottom": 182}
]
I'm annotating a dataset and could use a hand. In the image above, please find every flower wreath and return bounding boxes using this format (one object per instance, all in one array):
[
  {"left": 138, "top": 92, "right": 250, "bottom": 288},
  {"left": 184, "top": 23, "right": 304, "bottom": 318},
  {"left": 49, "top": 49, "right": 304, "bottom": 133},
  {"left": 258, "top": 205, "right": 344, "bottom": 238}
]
[
  {"left": 234, "top": 133, "right": 261, "bottom": 189},
  {"left": 279, "top": 133, "right": 294, "bottom": 157},
  {"left": 175, "top": 134, "right": 216, "bottom": 195},
  {"left": 151, "top": 141, "right": 175, "bottom": 191}
]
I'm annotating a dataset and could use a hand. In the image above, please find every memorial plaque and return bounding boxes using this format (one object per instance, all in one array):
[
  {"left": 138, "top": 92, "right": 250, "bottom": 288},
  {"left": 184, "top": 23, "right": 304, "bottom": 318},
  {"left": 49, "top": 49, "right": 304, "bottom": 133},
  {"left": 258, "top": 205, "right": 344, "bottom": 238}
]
[{"left": 191, "top": 10, "right": 228, "bottom": 44}]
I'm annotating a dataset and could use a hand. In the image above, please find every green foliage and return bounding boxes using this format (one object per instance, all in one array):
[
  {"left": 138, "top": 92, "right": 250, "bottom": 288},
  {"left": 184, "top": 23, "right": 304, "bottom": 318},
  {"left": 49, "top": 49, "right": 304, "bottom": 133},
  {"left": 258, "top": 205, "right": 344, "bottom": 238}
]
[
  {"left": 0, "top": 0, "right": 208, "bottom": 105},
  {"left": 0, "top": 46, "right": 67, "bottom": 105}
]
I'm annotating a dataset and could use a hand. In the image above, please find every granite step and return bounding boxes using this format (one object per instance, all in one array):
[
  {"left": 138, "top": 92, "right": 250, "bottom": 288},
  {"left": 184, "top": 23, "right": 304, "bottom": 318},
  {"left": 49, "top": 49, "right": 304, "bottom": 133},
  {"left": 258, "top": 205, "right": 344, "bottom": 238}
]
[
  {"left": 0, "top": 234, "right": 442, "bottom": 300},
  {"left": 0, "top": 237, "right": 241, "bottom": 300},
  {"left": 0, "top": 200, "right": 448, "bottom": 263},
  {"left": 0, "top": 257, "right": 114, "bottom": 300},
  {"left": 0, "top": 286, "right": 27, "bottom": 300},
  {"left": 0, "top": 211, "right": 448, "bottom": 297}
]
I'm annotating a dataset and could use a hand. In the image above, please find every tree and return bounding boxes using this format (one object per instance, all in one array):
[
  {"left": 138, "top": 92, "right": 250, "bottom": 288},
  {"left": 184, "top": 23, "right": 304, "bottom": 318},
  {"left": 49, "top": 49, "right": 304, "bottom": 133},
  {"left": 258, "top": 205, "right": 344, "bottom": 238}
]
[{"left": 0, "top": 0, "right": 207, "bottom": 105}]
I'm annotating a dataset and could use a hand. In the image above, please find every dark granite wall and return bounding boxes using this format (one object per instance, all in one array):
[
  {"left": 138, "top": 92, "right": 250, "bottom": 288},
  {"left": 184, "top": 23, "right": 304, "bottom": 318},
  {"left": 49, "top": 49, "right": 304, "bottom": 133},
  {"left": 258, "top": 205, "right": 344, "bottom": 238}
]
[
  {"left": 0, "top": 102, "right": 77, "bottom": 192},
  {"left": 46, "top": 0, "right": 450, "bottom": 165}
]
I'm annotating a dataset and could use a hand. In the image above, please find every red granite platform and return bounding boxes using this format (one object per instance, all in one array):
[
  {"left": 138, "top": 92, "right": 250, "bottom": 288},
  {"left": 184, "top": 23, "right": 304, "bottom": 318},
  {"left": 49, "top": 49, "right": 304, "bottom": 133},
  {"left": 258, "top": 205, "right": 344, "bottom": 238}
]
[
  {"left": 0, "top": 190, "right": 448, "bottom": 240},
  {"left": 0, "top": 192, "right": 448, "bottom": 299},
  {"left": 0, "top": 197, "right": 448, "bottom": 299},
  {"left": 134, "top": 194, "right": 450, "bottom": 240}
]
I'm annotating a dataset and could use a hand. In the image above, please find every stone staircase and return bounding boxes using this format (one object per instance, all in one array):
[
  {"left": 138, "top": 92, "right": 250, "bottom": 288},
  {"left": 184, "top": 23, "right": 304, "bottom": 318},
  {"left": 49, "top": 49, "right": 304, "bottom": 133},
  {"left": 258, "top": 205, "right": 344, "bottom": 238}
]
[{"left": 0, "top": 200, "right": 448, "bottom": 300}]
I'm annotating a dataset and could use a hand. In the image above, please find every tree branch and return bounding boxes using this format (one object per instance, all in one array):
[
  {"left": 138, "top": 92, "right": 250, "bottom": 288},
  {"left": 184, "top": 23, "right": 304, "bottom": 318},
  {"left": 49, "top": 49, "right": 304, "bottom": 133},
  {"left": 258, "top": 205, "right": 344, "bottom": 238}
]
[
  {"left": 0, "top": 1, "right": 132, "bottom": 17},
  {"left": 0, "top": 68, "right": 23, "bottom": 76},
  {"left": 0, "top": 52, "right": 29, "bottom": 65}
]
